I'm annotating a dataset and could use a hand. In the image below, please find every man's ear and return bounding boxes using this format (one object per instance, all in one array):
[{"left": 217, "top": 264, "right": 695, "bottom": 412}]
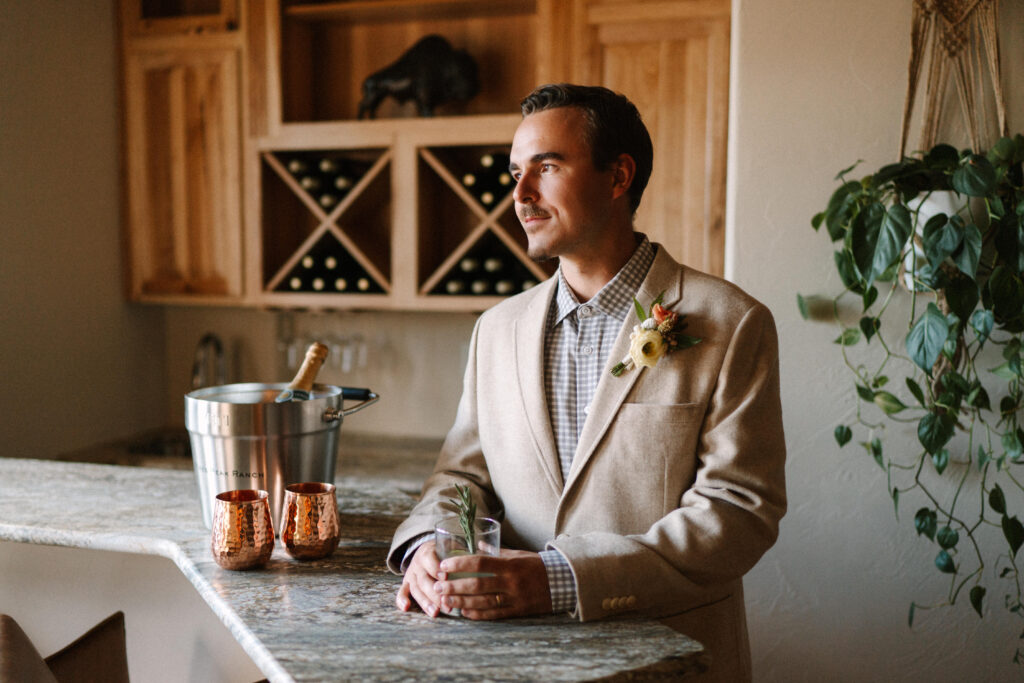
[{"left": 610, "top": 153, "right": 636, "bottom": 200}]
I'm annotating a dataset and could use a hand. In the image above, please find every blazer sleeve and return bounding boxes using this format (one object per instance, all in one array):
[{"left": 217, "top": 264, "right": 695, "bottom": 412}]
[
  {"left": 548, "top": 302, "right": 787, "bottom": 621},
  {"left": 386, "top": 317, "right": 503, "bottom": 574}
]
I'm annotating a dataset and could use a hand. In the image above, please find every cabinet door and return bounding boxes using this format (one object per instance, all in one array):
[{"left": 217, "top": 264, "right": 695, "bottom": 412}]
[
  {"left": 123, "top": 47, "right": 243, "bottom": 299},
  {"left": 572, "top": 0, "right": 729, "bottom": 276}
]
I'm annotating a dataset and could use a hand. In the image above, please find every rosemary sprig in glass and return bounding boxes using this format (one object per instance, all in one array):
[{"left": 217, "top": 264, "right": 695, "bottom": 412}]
[{"left": 449, "top": 484, "right": 477, "bottom": 554}]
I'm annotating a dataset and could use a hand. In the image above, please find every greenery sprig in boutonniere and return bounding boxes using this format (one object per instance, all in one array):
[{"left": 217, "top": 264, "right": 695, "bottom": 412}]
[
  {"left": 449, "top": 484, "right": 477, "bottom": 553},
  {"left": 611, "top": 291, "right": 700, "bottom": 377}
]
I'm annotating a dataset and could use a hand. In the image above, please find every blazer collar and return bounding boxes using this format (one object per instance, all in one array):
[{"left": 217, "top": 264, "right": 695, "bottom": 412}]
[
  {"left": 513, "top": 276, "right": 565, "bottom": 495},
  {"left": 564, "top": 246, "right": 686, "bottom": 492}
]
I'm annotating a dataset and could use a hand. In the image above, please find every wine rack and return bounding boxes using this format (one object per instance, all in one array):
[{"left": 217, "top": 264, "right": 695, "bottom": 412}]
[
  {"left": 260, "top": 147, "right": 391, "bottom": 299},
  {"left": 417, "top": 143, "right": 555, "bottom": 299}
]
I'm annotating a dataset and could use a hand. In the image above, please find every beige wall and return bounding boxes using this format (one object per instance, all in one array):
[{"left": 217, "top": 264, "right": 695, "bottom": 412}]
[
  {"left": 0, "top": 1, "right": 166, "bottom": 459},
  {"left": 3, "top": 0, "right": 1023, "bottom": 680},
  {"left": 731, "top": 0, "right": 1023, "bottom": 680}
]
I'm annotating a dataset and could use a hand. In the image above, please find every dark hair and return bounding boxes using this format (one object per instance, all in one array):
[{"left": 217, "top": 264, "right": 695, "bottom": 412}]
[{"left": 520, "top": 83, "right": 653, "bottom": 214}]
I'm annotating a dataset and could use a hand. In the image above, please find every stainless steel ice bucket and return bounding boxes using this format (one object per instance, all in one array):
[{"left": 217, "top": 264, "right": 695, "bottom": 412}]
[{"left": 185, "top": 382, "right": 379, "bottom": 530}]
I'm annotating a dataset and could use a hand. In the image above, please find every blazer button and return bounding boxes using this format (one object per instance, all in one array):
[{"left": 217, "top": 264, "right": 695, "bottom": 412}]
[{"left": 602, "top": 598, "right": 611, "bottom": 610}]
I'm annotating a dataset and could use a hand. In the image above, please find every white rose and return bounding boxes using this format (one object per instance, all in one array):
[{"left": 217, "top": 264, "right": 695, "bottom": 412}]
[{"left": 629, "top": 329, "right": 667, "bottom": 369}]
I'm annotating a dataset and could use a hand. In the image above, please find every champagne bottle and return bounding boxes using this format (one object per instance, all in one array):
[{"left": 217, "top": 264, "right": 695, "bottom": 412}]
[{"left": 275, "top": 342, "right": 329, "bottom": 402}]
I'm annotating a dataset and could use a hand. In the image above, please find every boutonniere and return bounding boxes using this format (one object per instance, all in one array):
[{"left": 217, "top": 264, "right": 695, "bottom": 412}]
[{"left": 610, "top": 291, "right": 701, "bottom": 377}]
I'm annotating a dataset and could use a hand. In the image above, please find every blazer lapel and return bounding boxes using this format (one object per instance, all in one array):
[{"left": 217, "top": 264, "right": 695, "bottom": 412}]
[
  {"left": 514, "top": 278, "right": 565, "bottom": 495},
  {"left": 564, "top": 247, "right": 686, "bottom": 494}
]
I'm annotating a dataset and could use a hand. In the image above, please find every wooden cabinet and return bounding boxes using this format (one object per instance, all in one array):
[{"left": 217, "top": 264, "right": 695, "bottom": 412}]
[
  {"left": 119, "top": 0, "right": 728, "bottom": 309},
  {"left": 569, "top": 0, "right": 730, "bottom": 277},
  {"left": 118, "top": 1, "right": 244, "bottom": 301}
]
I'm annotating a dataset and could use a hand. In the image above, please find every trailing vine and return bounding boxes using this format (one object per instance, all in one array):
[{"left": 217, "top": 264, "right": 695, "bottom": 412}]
[{"left": 801, "top": 135, "right": 1024, "bottom": 661}]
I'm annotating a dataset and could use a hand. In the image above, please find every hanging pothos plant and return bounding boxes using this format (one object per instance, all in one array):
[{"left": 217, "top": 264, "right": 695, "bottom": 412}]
[{"left": 800, "top": 134, "right": 1024, "bottom": 661}]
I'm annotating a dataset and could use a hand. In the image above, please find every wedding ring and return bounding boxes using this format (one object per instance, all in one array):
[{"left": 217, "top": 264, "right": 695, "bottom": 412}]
[{"left": 495, "top": 593, "right": 503, "bottom": 607}]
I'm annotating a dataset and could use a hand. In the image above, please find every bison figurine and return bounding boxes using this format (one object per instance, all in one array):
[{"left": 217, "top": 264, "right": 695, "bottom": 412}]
[{"left": 357, "top": 35, "right": 480, "bottom": 119}]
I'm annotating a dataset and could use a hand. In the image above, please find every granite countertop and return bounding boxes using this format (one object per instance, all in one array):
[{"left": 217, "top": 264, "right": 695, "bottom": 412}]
[{"left": 0, "top": 458, "right": 706, "bottom": 682}]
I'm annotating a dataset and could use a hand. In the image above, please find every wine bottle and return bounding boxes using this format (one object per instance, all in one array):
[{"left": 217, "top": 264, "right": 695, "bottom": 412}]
[{"left": 275, "top": 342, "right": 329, "bottom": 402}]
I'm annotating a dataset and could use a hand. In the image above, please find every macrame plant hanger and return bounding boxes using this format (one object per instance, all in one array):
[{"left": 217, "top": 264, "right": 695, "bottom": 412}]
[{"left": 898, "top": 0, "right": 1008, "bottom": 159}]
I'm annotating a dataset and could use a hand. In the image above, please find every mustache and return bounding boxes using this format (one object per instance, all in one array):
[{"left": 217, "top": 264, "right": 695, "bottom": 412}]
[{"left": 518, "top": 207, "right": 549, "bottom": 219}]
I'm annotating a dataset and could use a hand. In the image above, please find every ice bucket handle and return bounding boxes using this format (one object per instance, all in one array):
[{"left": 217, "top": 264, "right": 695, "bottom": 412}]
[{"left": 324, "top": 388, "right": 380, "bottom": 422}]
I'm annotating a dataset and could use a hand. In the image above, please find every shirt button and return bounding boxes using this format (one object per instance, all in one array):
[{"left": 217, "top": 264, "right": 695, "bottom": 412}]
[
  {"left": 582, "top": 345, "right": 593, "bottom": 355},
  {"left": 578, "top": 306, "right": 592, "bottom": 318},
  {"left": 583, "top": 404, "right": 590, "bottom": 415}
]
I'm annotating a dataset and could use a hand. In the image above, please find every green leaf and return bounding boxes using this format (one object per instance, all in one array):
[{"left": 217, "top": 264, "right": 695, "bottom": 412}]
[
  {"left": 859, "top": 316, "right": 879, "bottom": 343},
  {"left": 937, "top": 525, "right": 958, "bottom": 549},
  {"left": 978, "top": 446, "right": 991, "bottom": 471},
  {"left": 869, "top": 438, "right": 883, "bottom": 469},
  {"left": 992, "top": 361, "right": 1022, "bottom": 381},
  {"left": 1003, "top": 515, "right": 1024, "bottom": 558},
  {"left": 952, "top": 154, "right": 997, "bottom": 196},
  {"left": 797, "top": 293, "right": 809, "bottom": 320},
  {"left": 935, "top": 549, "right": 956, "bottom": 574},
  {"left": 851, "top": 202, "right": 887, "bottom": 283},
  {"left": 1004, "top": 430, "right": 1024, "bottom": 459},
  {"left": 931, "top": 449, "right": 949, "bottom": 475},
  {"left": 944, "top": 275, "right": 979, "bottom": 326},
  {"left": 834, "top": 424, "right": 852, "bottom": 447},
  {"left": 969, "top": 585, "right": 986, "bottom": 618},
  {"left": 918, "top": 411, "right": 955, "bottom": 454},
  {"left": 922, "top": 213, "right": 961, "bottom": 267},
  {"left": 990, "top": 484, "right": 1007, "bottom": 515},
  {"left": 952, "top": 222, "right": 983, "bottom": 279},
  {"left": 906, "top": 303, "right": 949, "bottom": 374},
  {"left": 914, "top": 507, "right": 937, "bottom": 540},
  {"left": 856, "top": 384, "right": 875, "bottom": 402},
  {"left": 908, "top": 602, "right": 916, "bottom": 628},
  {"left": 835, "top": 328, "right": 861, "bottom": 345},
  {"left": 868, "top": 203, "right": 913, "bottom": 284},
  {"left": 987, "top": 266, "right": 1024, "bottom": 324},
  {"left": 892, "top": 487, "right": 900, "bottom": 516},
  {"left": 675, "top": 334, "right": 701, "bottom": 350},
  {"left": 967, "top": 384, "right": 990, "bottom": 410},
  {"left": 633, "top": 297, "right": 647, "bottom": 322},
  {"left": 862, "top": 286, "right": 878, "bottom": 311},
  {"left": 970, "top": 310, "right": 994, "bottom": 343},
  {"left": 906, "top": 377, "right": 926, "bottom": 406},
  {"left": 834, "top": 249, "right": 864, "bottom": 293},
  {"left": 823, "top": 181, "right": 865, "bottom": 242},
  {"left": 874, "top": 391, "right": 907, "bottom": 414}
]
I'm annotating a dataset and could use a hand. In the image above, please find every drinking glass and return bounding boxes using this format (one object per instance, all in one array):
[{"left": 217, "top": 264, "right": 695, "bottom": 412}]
[
  {"left": 433, "top": 517, "right": 501, "bottom": 579},
  {"left": 279, "top": 482, "right": 340, "bottom": 560},
  {"left": 210, "top": 489, "right": 275, "bottom": 570}
]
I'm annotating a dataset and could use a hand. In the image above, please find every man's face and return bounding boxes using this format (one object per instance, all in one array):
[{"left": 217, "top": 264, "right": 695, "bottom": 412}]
[{"left": 509, "top": 107, "right": 617, "bottom": 262}]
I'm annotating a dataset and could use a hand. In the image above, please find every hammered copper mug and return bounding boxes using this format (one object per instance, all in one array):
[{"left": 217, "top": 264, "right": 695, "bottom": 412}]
[
  {"left": 279, "top": 482, "right": 340, "bottom": 560},
  {"left": 211, "top": 489, "right": 275, "bottom": 570}
]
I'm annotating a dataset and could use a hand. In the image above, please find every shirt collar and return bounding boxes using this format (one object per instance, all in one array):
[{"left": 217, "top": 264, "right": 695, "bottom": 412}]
[{"left": 550, "top": 233, "right": 656, "bottom": 326}]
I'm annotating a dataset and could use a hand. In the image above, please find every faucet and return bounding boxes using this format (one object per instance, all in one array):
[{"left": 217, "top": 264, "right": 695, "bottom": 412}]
[{"left": 192, "top": 333, "right": 226, "bottom": 390}]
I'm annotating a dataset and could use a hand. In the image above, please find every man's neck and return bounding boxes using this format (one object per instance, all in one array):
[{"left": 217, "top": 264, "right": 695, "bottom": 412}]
[{"left": 560, "top": 228, "right": 638, "bottom": 302}]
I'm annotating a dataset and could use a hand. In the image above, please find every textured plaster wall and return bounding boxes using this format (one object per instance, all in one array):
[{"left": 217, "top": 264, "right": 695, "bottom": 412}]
[
  {"left": 0, "top": 1, "right": 166, "bottom": 459},
  {"left": 729, "top": 1, "right": 1023, "bottom": 680}
]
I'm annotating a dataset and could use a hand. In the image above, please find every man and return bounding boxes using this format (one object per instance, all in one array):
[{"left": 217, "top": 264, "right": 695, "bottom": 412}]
[{"left": 388, "top": 84, "right": 786, "bottom": 681}]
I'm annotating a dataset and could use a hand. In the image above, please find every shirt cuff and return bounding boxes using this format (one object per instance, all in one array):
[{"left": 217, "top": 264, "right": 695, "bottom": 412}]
[
  {"left": 539, "top": 548, "right": 578, "bottom": 614},
  {"left": 400, "top": 533, "right": 435, "bottom": 572}
]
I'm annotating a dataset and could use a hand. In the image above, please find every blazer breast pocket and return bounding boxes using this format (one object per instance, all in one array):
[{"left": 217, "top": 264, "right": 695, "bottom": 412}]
[{"left": 598, "top": 402, "right": 707, "bottom": 523}]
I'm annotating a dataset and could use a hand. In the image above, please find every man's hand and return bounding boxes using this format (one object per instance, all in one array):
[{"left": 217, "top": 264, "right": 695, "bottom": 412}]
[
  {"left": 433, "top": 548, "right": 553, "bottom": 620},
  {"left": 396, "top": 540, "right": 442, "bottom": 617}
]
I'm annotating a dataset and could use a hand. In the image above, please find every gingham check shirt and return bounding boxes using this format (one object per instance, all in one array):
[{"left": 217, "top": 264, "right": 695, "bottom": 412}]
[{"left": 538, "top": 234, "right": 656, "bottom": 613}]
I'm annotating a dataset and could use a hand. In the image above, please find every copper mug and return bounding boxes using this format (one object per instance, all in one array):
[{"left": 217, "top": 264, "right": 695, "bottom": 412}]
[
  {"left": 279, "top": 482, "right": 340, "bottom": 560},
  {"left": 210, "top": 489, "right": 275, "bottom": 570}
]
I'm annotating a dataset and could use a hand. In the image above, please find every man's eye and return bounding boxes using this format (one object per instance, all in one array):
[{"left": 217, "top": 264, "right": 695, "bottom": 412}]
[{"left": 541, "top": 163, "right": 554, "bottom": 172}]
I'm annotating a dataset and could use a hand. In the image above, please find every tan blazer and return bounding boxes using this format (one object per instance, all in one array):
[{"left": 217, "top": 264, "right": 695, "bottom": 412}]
[{"left": 388, "top": 245, "right": 787, "bottom": 681}]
